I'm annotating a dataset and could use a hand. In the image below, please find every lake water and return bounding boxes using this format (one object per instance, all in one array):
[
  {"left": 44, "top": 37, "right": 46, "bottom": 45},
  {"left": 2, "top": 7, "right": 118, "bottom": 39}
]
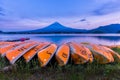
[{"left": 0, "top": 34, "right": 120, "bottom": 46}]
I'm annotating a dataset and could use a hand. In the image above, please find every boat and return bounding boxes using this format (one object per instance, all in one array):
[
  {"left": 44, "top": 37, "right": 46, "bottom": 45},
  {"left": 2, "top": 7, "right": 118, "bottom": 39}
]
[
  {"left": 23, "top": 42, "right": 50, "bottom": 62},
  {"left": 0, "top": 42, "right": 25, "bottom": 57},
  {"left": 98, "top": 45, "right": 114, "bottom": 63},
  {"left": 0, "top": 42, "right": 15, "bottom": 48},
  {"left": 37, "top": 43, "right": 57, "bottom": 67},
  {"left": 55, "top": 43, "right": 70, "bottom": 66},
  {"left": 99, "top": 45, "right": 120, "bottom": 62},
  {"left": 5, "top": 38, "right": 30, "bottom": 42},
  {"left": 0, "top": 42, "right": 15, "bottom": 46},
  {"left": 84, "top": 44, "right": 113, "bottom": 64},
  {"left": 82, "top": 44, "right": 93, "bottom": 63},
  {"left": 6, "top": 42, "right": 38, "bottom": 64},
  {"left": 68, "top": 42, "right": 89, "bottom": 64}
]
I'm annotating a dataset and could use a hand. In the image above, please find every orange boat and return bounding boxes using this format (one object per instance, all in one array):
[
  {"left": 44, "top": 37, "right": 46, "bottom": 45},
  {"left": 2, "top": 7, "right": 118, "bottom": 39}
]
[
  {"left": 6, "top": 42, "right": 38, "bottom": 64},
  {"left": 82, "top": 45, "right": 93, "bottom": 63},
  {"left": 100, "top": 45, "right": 120, "bottom": 62},
  {"left": 69, "top": 42, "right": 89, "bottom": 64},
  {"left": 0, "top": 43, "right": 12, "bottom": 48},
  {"left": 37, "top": 43, "right": 57, "bottom": 67},
  {"left": 85, "top": 44, "right": 113, "bottom": 64},
  {"left": 98, "top": 45, "right": 114, "bottom": 63},
  {"left": 23, "top": 42, "right": 50, "bottom": 62},
  {"left": 0, "top": 42, "right": 15, "bottom": 47},
  {"left": 0, "top": 42, "right": 14, "bottom": 45},
  {"left": 0, "top": 42, "right": 26, "bottom": 57},
  {"left": 55, "top": 43, "right": 70, "bottom": 66}
]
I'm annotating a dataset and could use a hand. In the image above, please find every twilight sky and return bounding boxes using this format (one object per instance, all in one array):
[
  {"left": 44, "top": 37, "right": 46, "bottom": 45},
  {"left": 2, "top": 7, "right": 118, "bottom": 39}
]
[{"left": 0, "top": 0, "right": 120, "bottom": 31}]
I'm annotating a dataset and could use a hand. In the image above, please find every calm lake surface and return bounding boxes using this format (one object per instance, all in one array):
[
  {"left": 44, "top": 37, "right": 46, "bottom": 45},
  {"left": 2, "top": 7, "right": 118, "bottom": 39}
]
[{"left": 0, "top": 34, "right": 120, "bottom": 45}]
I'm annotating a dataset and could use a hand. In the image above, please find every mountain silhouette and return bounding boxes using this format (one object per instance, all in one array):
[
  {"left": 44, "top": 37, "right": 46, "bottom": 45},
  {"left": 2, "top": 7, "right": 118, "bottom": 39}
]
[
  {"left": 0, "top": 30, "right": 3, "bottom": 33},
  {"left": 1, "top": 22, "right": 120, "bottom": 34},
  {"left": 89, "top": 24, "right": 120, "bottom": 33},
  {"left": 27, "top": 22, "right": 87, "bottom": 33}
]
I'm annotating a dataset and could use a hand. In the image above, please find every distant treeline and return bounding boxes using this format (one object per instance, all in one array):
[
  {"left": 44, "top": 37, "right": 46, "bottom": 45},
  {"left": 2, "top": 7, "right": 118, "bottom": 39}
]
[
  {"left": 1, "top": 32, "right": 84, "bottom": 34},
  {"left": 0, "top": 30, "right": 3, "bottom": 33},
  {"left": 1, "top": 31, "right": 120, "bottom": 34}
]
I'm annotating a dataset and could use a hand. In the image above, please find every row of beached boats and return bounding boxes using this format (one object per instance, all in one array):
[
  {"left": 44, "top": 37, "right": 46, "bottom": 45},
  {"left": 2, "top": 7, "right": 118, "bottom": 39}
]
[{"left": 0, "top": 41, "right": 120, "bottom": 67}]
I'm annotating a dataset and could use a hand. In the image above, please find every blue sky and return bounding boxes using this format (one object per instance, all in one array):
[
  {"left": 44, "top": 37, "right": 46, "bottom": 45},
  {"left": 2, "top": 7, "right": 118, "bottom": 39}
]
[{"left": 0, "top": 0, "right": 120, "bottom": 31}]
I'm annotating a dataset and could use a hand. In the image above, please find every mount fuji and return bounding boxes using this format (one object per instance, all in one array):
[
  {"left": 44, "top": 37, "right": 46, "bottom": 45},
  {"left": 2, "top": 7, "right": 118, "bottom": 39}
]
[{"left": 26, "top": 22, "right": 87, "bottom": 33}]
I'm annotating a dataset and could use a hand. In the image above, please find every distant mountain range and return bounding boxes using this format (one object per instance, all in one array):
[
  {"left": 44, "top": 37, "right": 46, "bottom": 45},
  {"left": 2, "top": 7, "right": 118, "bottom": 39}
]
[
  {"left": 1, "top": 22, "right": 120, "bottom": 34},
  {"left": 89, "top": 24, "right": 120, "bottom": 33},
  {"left": 0, "top": 30, "right": 3, "bottom": 33}
]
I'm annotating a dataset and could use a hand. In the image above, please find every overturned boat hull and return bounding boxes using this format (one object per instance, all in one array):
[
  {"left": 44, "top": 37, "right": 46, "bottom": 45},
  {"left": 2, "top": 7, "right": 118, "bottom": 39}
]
[
  {"left": 84, "top": 44, "right": 114, "bottom": 64},
  {"left": 6, "top": 42, "right": 38, "bottom": 64},
  {"left": 37, "top": 43, "right": 57, "bottom": 67},
  {"left": 23, "top": 42, "right": 50, "bottom": 62},
  {"left": 69, "top": 42, "right": 89, "bottom": 64},
  {"left": 55, "top": 43, "right": 70, "bottom": 66}
]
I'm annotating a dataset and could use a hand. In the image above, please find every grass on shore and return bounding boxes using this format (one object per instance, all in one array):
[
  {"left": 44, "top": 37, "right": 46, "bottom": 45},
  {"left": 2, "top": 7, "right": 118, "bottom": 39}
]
[{"left": 0, "top": 48, "right": 120, "bottom": 80}]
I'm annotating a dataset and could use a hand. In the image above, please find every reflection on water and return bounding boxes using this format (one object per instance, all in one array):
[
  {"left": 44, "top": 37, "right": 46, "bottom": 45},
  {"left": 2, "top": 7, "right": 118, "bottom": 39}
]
[
  {"left": 94, "top": 36, "right": 120, "bottom": 41},
  {"left": 0, "top": 34, "right": 120, "bottom": 45}
]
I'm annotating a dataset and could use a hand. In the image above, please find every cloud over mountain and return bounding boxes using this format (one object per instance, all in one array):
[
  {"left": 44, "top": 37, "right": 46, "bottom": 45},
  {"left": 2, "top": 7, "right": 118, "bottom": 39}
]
[
  {"left": 93, "top": 0, "right": 120, "bottom": 15},
  {"left": 0, "top": 7, "right": 5, "bottom": 16}
]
